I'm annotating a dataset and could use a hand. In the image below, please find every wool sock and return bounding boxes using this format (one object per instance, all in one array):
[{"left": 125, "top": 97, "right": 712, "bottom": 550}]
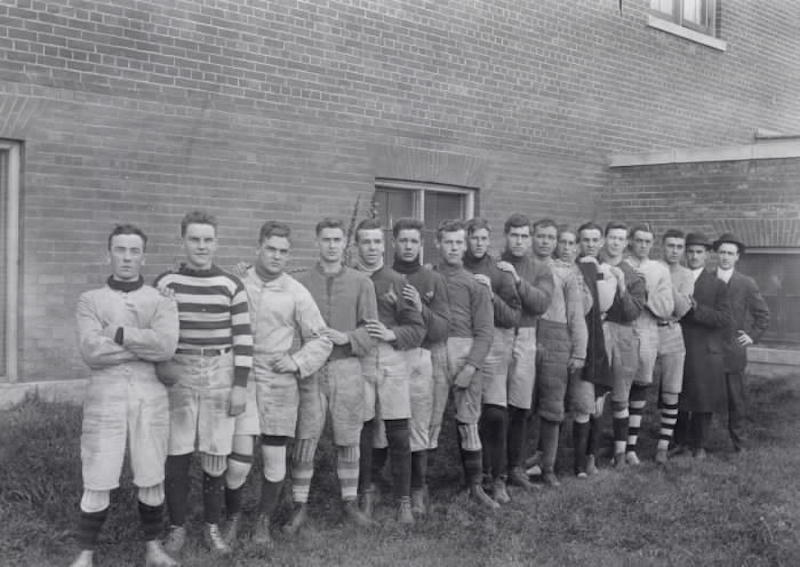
[
  {"left": 138, "top": 501, "right": 164, "bottom": 542},
  {"left": 164, "top": 453, "right": 191, "bottom": 526},
  {"left": 572, "top": 420, "right": 591, "bottom": 474},
  {"left": 291, "top": 438, "right": 317, "bottom": 504},
  {"left": 358, "top": 420, "right": 375, "bottom": 494},
  {"left": 385, "top": 419, "right": 411, "bottom": 499},
  {"left": 480, "top": 404, "right": 507, "bottom": 479},
  {"left": 76, "top": 508, "right": 108, "bottom": 549},
  {"left": 202, "top": 472, "right": 225, "bottom": 525},
  {"left": 657, "top": 392, "right": 680, "bottom": 451},
  {"left": 410, "top": 450, "right": 428, "bottom": 490},
  {"left": 337, "top": 445, "right": 360, "bottom": 501},
  {"left": 507, "top": 405, "right": 528, "bottom": 470},
  {"left": 627, "top": 384, "right": 648, "bottom": 453}
]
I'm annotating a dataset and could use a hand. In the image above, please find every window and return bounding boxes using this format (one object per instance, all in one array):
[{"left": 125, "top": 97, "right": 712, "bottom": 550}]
[
  {"left": 372, "top": 179, "right": 477, "bottom": 265},
  {"left": 737, "top": 249, "right": 800, "bottom": 346},
  {"left": 0, "top": 140, "right": 21, "bottom": 382},
  {"left": 648, "top": 0, "right": 726, "bottom": 51}
]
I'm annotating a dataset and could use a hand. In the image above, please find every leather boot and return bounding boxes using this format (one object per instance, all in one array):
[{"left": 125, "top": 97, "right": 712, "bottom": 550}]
[
  {"left": 282, "top": 503, "right": 308, "bottom": 535},
  {"left": 359, "top": 485, "right": 377, "bottom": 519},
  {"left": 144, "top": 541, "right": 179, "bottom": 567},
  {"left": 223, "top": 512, "right": 241, "bottom": 545},
  {"left": 342, "top": 499, "right": 374, "bottom": 527},
  {"left": 251, "top": 515, "right": 273, "bottom": 548},
  {"left": 397, "top": 496, "right": 414, "bottom": 525},
  {"left": 410, "top": 487, "right": 427, "bottom": 516},
  {"left": 469, "top": 484, "right": 500, "bottom": 510}
]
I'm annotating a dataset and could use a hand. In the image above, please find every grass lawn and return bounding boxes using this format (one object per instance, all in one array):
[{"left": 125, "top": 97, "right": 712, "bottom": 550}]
[{"left": 2, "top": 376, "right": 799, "bottom": 566}]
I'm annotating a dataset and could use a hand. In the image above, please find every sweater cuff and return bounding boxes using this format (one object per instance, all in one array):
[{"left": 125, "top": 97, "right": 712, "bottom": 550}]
[{"left": 233, "top": 366, "right": 249, "bottom": 387}]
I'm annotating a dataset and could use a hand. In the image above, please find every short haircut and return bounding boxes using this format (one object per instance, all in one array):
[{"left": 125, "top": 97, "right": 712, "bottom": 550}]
[
  {"left": 630, "top": 223, "right": 655, "bottom": 239},
  {"left": 504, "top": 213, "right": 531, "bottom": 234},
  {"left": 557, "top": 224, "right": 577, "bottom": 240},
  {"left": 533, "top": 218, "right": 558, "bottom": 233},
  {"left": 315, "top": 217, "right": 345, "bottom": 236},
  {"left": 259, "top": 221, "right": 291, "bottom": 244},
  {"left": 392, "top": 217, "right": 424, "bottom": 238},
  {"left": 108, "top": 223, "right": 148, "bottom": 251},
  {"left": 662, "top": 228, "right": 685, "bottom": 242},
  {"left": 181, "top": 210, "right": 217, "bottom": 237},
  {"left": 577, "top": 221, "right": 603, "bottom": 237},
  {"left": 355, "top": 218, "right": 383, "bottom": 241},
  {"left": 465, "top": 217, "right": 491, "bottom": 236},
  {"left": 436, "top": 219, "right": 466, "bottom": 241},
  {"left": 604, "top": 221, "right": 628, "bottom": 237}
]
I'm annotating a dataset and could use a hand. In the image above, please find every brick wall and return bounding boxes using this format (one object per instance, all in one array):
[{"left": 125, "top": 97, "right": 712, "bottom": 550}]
[{"left": 1, "top": 0, "right": 799, "bottom": 380}]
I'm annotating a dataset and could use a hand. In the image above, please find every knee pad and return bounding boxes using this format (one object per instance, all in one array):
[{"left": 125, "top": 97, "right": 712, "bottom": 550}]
[
  {"left": 226, "top": 452, "right": 253, "bottom": 490},
  {"left": 80, "top": 489, "right": 110, "bottom": 513},
  {"left": 261, "top": 445, "right": 287, "bottom": 482},
  {"left": 200, "top": 453, "right": 228, "bottom": 477},
  {"left": 137, "top": 484, "right": 165, "bottom": 507}
]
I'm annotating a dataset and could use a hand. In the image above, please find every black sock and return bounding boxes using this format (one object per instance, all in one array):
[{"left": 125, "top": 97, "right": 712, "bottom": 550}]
[
  {"left": 411, "top": 450, "right": 428, "bottom": 490},
  {"left": 258, "top": 479, "right": 284, "bottom": 517},
  {"left": 225, "top": 486, "right": 243, "bottom": 517},
  {"left": 138, "top": 501, "right": 163, "bottom": 542},
  {"left": 613, "top": 417, "right": 629, "bottom": 446},
  {"left": 540, "top": 419, "right": 560, "bottom": 473},
  {"left": 587, "top": 416, "right": 599, "bottom": 457},
  {"left": 165, "top": 453, "right": 191, "bottom": 526},
  {"left": 460, "top": 448, "right": 483, "bottom": 486},
  {"left": 203, "top": 473, "right": 225, "bottom": 525},
  {"left": 480, "top": 404, "right": 507, "bottom": 479},
  {"left": 371, "top": 447, "right": 389, "bottom": 484},
  {"left": 507, "top": 405, "right": 528, "bottom": 469},
  {"left": 572, "top": 421, "right": 590, "bottom": 474},
  {"left": 76, "top": 508, "right": 108, "bottom": 549},
  {"left": 358, "top": 420, "right": 375, "bottom": 493},
  {"left": 385, "top": 419, "right": 411, "bottom": 499}
]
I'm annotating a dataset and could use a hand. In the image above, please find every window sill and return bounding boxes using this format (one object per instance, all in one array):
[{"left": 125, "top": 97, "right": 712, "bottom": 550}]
[{"left": 647, "top": 15, "right": 727, "bottom": 52}]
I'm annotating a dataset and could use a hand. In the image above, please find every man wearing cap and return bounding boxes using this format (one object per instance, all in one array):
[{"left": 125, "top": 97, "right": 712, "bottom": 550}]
[
  {"left": 675, "top": 232, "right": 732, "bottom": 458},
  {"left": 712, "top": 233, "right": 770, "bottom": 452}
]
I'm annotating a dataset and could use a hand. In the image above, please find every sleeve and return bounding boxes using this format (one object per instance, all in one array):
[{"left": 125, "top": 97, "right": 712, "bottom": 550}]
[
  {"left": 76, "top": 293, "right": 138, "bottom": 369},
  {"left": 517, "top": 264, "right": 554, "bottom": 317},
  {"left": 615, "top": 268, "right": 646, "bottom": 322},
  {"left": 671, "top": 270, "right": 694, "bottom": 319},
  {"left": 577, "top": 269, "right": 594, "bottom": 316},
  {"left": 389, "top": 279, "right": 426, "bottom": 350},
  {"left": 744, "top": 279, "right": 770, "bottom": 342},
  {"left": 565, "top": 272, "right": 588, "bottom": 361},
  {"left": 349, "top": 277, "right": 378, "bottom": 358},
  {"left": 290, "top": 287, "right": 334, "bottom": 378},
  {"left": 685, "top": 279, "right": 732, "bottom": 330},
  {"left": 493, "top": 271, "right": 522, "bottom": 328},
  {"left": 420, "top": 273, "right": 451, "bottom": 345},
  {"left": 230, "top": 280, "right": 254, "bottom": 387},
  {"left": 121, "top": 293, "right": 180, "bottom": 362},
  {"left": 466, "top": 283, "right": 494, "bottom": 369},
  {"left": 647, "top": 267, "right": 675, "bottom": 320}
]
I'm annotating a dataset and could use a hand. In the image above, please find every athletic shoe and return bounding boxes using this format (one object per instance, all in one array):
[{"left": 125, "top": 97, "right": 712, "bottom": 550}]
[
  {"left": 585, "top": 455, "right": 598, "bottom": 475},
  {"left": 491, "top": 478, "right": 511, "bottom": 504},
  {"left": 668, "top": 444, "right": 691, "bottom": 457},
  {"left": 68, "top": 551, "right": 93, "bottom": 567},
  {"left": 523, "top": 450, "right": 543, "bottom": 470},
  {"left": 411, "top": 487, "right": 427, "bottom": 516},
  {"left": 251, "top": 515, "right": 274, "bottom": 548},
  {"left": 144, "top": 541, "right": 179, "bottom": 567},
  {"left": 612, "top": 453, "right": 626, "bottom": 469},
  {"left": 508, "top": 466, "right": 538, "bottom": 491},
  {"left": 162, "top": 525, "right": 186, "bottom": 556},
  {"left": 342, "top": 498, "right": 374, "bottom": 527},
  {"left": 541, "top": 471, "right": 561, "bottom": 488},
  {"left": 655, "top": 449, "right": 669, "bottom": 465},
  {"left": 282, "top": 503, "right": 308, "bottom": 535},
  {"left": 397, "top": 496, "right": 415, "bottom": 525},
  {"left": 469, "top": 485, "right": 500, "bottom": 510},
  {"left": 203, "top": 523, "right": 231, "bottom": 556},
  {"left": 576, "top": 471, "right": 589, "bottom": 479},
  {"left": 625, "top": 451, "right": 641, "bottom": 466},
  {"left": 359, "top": 486, "right": 377, "bottom": 519}
]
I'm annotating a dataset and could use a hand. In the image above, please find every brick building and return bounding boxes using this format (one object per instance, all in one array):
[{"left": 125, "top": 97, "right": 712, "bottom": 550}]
[{"left": 1, "top": 0, "right": 799, "bottom": 401}]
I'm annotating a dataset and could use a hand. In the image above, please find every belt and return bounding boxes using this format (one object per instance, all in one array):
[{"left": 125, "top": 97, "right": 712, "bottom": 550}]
[{"left": 176, "top": 346, "right": 232, "bottom": 357}]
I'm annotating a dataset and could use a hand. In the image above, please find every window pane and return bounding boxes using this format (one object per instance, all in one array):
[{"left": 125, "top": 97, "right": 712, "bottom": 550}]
[
  {"left": 682, "top": 0, "right": 704, "bottom": 25},
  {"left": 651, "top": 0, "right": 674, "bottom": 14},
  {"left": 422, "top": 192, "right": 466, "bottom": 265},
  {"left": 737, "top": 253, "right": 800, "bottom": 345},
  {"left": 372, "top": 188, "right": 415, "bottom": 265},
  {"left": 0, "top": 151, "right": 6, "bottom": 373}
]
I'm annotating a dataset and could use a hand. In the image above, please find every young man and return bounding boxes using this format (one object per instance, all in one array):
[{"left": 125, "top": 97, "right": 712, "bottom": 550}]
[
  {"left": 71, "top": 224, "right": 179, "bottom": 567},
  {"left": 463, "top": 217, "right": 524, "bottom": 496},
  {"left": 154, "top": 211, "right": 253, "bottom": 557},
  {"left": 285, "top": 218, "right": 377, "bottom": 533},
  {"left": 676, "top": 232, "right": 732, "bottom": 457},
  {"left": 239, "top": 221, "right": 332, "bottom": 546},
  {"left": 653, "top": 229, "right": 694, "bottom": 464},
  {"left": 623, "top": 224, "right": 674, "bottom": 465},
  {"left": 353, "top": 218, "right": 425, "bottom": 524},
  {"left": 390, "top": 218, "right": 451, "bottom": 515},
  {"left": 431, "top": 219, "right": 497, "bottom": 509},
  {"left": 598, "top": 222, "right": 646, "bottom": 468},
  {"left": 712, "top": 233, "right": 770, "bottom": 452},
  {"left": 518, "top": 219, "right": 582, "bottom": 487}
]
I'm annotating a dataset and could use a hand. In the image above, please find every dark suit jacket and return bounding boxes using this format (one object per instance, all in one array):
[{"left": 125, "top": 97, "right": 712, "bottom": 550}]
[
  {"left": 722, "top": 270, "right": 770, "bottom": 373},
  {"left": 577, "top": 261, "right": 612, "bottom": 392},
  {"left": 680, "top": 269, "right": 732, "bottom": 413}
]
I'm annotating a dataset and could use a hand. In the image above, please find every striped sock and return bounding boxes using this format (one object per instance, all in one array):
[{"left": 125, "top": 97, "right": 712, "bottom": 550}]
[
  {"left": 337, "top": 445, "right": 360, "bottom": 501},
  {"left": 457, "top": 422, "right": 483, "bottom": 485},
  {"left": 612, "top": 405, "right": 629, "bottom": 455},
  {"left": 626, "top": 385, "right": 648, "bottom": 453},
  {"left": 658, "top": 393, "right": 680, "bottom": 451},
  {"left": 76, "top": 508, "right": 108, "bottom": 549},
  {"left": 291, "top": 438, "right": 317, "bottom": 504}
]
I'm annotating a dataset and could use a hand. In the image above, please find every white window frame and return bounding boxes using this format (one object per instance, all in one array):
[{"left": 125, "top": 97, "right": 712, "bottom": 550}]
[
  {"left": 648, "top": 0, "right": 727, "bottom": 52},
  {"left": 374, "top": 179, "right": 477, "bottom": 264},
  {"left": 1, "top": 140, "right": 21, "bottom": 382}
]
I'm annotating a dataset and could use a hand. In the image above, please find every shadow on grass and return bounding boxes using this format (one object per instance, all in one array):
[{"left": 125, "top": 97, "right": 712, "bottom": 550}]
[{"left": 2, "top": 376, "right": 799, "bottom": 566}]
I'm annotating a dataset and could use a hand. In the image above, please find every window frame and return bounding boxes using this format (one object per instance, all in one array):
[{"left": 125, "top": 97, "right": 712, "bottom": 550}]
[
  {"left": 0, "top": 140, "right": 21, "bottom": 383},
  {"left": 648, "top": 0, "right": 726, "bottom": 52}
]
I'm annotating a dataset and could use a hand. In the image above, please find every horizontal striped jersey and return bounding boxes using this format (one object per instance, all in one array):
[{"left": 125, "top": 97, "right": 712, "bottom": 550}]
[{"left": 154, "top": 264, "right": 253, "bottom": 386}]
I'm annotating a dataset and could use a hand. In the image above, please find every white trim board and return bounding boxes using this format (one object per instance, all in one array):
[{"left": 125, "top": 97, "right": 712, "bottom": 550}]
[{"left": 609, "top": 140, "right": 800, "bottom": 168}]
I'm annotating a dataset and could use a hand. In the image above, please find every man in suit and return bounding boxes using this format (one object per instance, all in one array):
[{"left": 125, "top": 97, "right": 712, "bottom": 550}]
[
  {"left": 712, "top": 233, "right": 770, "bottom": 452},
  {"left": 675, "top": 232, "right": 732, "bottom": 458}
]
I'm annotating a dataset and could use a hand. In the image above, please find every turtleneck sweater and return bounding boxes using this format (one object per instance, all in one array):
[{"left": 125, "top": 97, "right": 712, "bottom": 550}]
[
  {"left": 392, "top": 256, "right": 450, "bottom": 348},
  {"left": 107, "top": 275, "right": 144, "bottom": 293},
  {"left": 462, "top": 250, "right": 521, "bottom": 329},
  {"left": 499, "top": 251, "right": 553, "bottom": 328},
  {"left": 154, "top": 263, "right": 253, "bottom": 387}
]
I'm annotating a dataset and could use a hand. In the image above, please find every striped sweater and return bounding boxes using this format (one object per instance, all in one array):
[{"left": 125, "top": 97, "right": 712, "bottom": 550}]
[{"left": 154, "top": 264, "right": 253, "bottom": 386}]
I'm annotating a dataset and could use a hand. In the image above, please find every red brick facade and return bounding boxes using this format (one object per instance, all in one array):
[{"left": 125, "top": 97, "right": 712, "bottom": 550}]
[{"left": 1, "top": 0, "right": 799, "bottom": 381}]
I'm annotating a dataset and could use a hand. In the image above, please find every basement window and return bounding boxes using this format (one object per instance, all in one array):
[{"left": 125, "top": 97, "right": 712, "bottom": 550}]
[
  {"left": 648, "top": 0, "right": 727, "bottom": 51},
  {"left": 373, "top": 179, "right": 477, "bottom": 265},
  {"left": 0, "top": 140, "right": 21, "bottom": 382}
]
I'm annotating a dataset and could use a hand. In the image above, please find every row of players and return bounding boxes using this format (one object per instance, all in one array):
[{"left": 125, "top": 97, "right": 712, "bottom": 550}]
[{"left": 70, "top": 211, "right": 768, "bottom": 566}]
